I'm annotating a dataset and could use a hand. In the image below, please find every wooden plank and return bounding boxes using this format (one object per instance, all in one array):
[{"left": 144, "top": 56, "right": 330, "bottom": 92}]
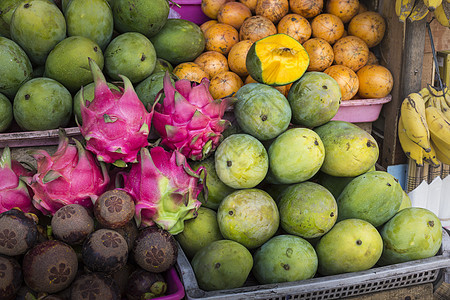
[
  {"left": 376, "top": 0, "right": 406, "bottom": 169},
  {"left": 400, "top": 18, "right": 428, "bottom": 101},
  {"left": 346, "top": 283, "right": 434, "bottom": 300},
  {"left": 385, "top": 18, "right": 428, "bottom": 168}
]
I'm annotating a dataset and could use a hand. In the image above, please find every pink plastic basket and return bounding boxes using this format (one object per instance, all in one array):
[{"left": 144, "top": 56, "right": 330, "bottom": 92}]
[
  {"left": 154, "top": 267, "right": 185, "bottom": 300},
  {"left": 331, "top": 94, "right": 392, "bottom": 123},
  {"left": 171, "top": 0, "right": 210, "bottom": 25}
]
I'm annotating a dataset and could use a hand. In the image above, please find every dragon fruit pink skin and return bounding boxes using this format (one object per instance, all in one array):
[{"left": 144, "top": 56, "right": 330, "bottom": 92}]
[
  {"left": 0, "top": 147, "right": 36, "bottom": 214},
  {"left": 152, "top": 72, "right": 234, "bottom": 161},
  {"left": 79, "top": 58, "right": 152, "bottom": 167},
  {"left": 118, "top": 146, "right": 206, "bottom": 234},
  {"left": 22, "top": 130, "right": 110, "bottom": 215}
]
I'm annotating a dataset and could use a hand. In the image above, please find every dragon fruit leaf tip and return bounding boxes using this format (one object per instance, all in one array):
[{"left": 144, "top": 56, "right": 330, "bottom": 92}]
[{"left": 0, "top": 146, "right": 12, "bottom": 168}]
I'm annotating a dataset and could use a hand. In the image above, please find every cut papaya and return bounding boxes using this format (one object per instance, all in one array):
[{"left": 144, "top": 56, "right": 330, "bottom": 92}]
[{"left": 246, "top": 33, "right": 309, "bottom": 86}]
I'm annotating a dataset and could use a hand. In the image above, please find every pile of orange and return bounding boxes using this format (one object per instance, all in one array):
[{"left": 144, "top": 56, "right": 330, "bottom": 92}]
[{"left": 172, "top": 0, "right": 394, "bottom": 100}]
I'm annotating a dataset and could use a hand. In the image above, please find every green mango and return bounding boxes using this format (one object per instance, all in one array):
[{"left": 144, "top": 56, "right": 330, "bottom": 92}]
[
  {"left": 314, "top": 121, "right": 379, "bottom": 177},
  {"left": 337, "top": 171, "right": 403, "bottom": 227},
  {"left": 278, "top": 181, "right": 337, "bottom": 239},
  {"left": 104, "top": 32, "right": 156, "bottom": 84},
  {"left": 150, "top": 19, "right": 205, "bottom": 65},
  {"left": 316, "top": 165, "right": 376, "bottom": 199},
  {"left": 217, "top": 188, "right": 279, "bottom": 249},
  {"left": 234, "top": 82, "right": 292, "bottom": 141},
  {"left": 135, "top": 71, "right": 176, "bottom": 111},
  {"left": 316, "top": 219, "right": 383, "bottom": 276},
  {"left": 111, "top": 0, "right": 169, "bottom": 38},
  {"left": 398, "top": 190, "right": 412, "bottom": 211},
  {"left": 45, "top": 36, "right": 104, "bottom": 93},
  {"left": 152, "top": 58, "right": 173, "bottom": 74},
  {"left": 287, "top": 71, "right": 342, "bottom": 127},
  {"left": 253, "top": 235, "right": 318, "bottom": 284},
  {"left": 13, "top": 77, "right": 72, "bottom": 131},
  {"left": 0, "top": 37, "right": 32, "bottom": 99},
  {"left": 189, "top": 155, "right": 235, "bottom": 211},
  {"left": 191, "top": 240, "right": 253, "bottom": 291},
  {"left": 61, "top": 0, "right": 71, "bottom": 12},
  {"left": 0, "top": 0, "right": 22, "bottom": 38},
  {"left": 378, "top": 207, "right": 442, "bottom": 266},
  {"left": 175, "top": 207, "right": 223, "bottom": 259},
  {"left": 10, "top": 0, "right": 66, "bottom": 66},
  {"left": 0, "top": 93, "right": 13, "bottom": 132},
  {"left": 267, "top": 128, "right": 325, "bottom": 184},
  {"left": 65, "top": 0, "right": 113, "bottom": 50}
]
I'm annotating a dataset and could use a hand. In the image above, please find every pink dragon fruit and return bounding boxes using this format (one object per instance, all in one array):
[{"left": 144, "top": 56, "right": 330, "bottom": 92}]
[
  {"left": 22, "top": 130, "right": 110, "bottom": 215},
  {"left": 0, "top": 147, "right": 36, "bottom": 214},
  {"left": 79, "top": 58, "right": 152, "bottom": 167},
  {"left": 152, "top": 72, "right": 234, "bottom": 161},
  {"left": 118, "top": 146, "right": 206, "bottom": 234}
]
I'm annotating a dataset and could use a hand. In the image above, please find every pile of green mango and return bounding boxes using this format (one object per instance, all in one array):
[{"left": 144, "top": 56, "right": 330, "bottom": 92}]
[{"left": 0, "top": 0, "right": 202, "bottom": 131}]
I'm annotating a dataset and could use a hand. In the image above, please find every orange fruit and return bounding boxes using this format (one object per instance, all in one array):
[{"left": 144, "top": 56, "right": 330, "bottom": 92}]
[
  {"left": 324, "top": 64, "right": 359, "bottom": 101},
  {"left": 173, "top": 62, "right": 210, "bottom": 83},
  {"left": 217, "top": 2, "right": 252, "bottom": 30},
  {"left": 255, "top": 0, "right": 289, "bottom": 24},
  {"left": 325, "top": 0, "right": 360, "bottom": 23},
  {"left": 201, "top": 0, "right": 233, "bottom": 19},
  {"left": 303, "top": 37, "right": 334, "bottom": 71},
  {"left": 277, "top": 14, "right": 312, "bottom": 44},
  {"left": 348, "top": 11, "right": 386, "bottom": 48},
  {"left": 311, "top": 13, "right": 345, "bottom": 45},
  {"left": 357, "top": 64, "right": 393, "bottom": 99},
  {"left": 239, "top": 0, "right": 258, "bottom": 13},
  {"left": 333, "top": 35, "right": 369, "bottom": 71},
  {"left": 200, "top": 20, "right": 218, "bottom": 33},
  {"left": 239, "top": 15, "right": 277, "bottom": 43},
  {"left": 228, "top": 40, "right": 253, "bottom": 77},
  {"left": 290, "top": 0, "right": 324, "bottom": 18},
  {"left": 366, "top": 51, "right": 379, "bottom": 65},
  {"left": 209, "top": 71, "right": 244, "bottom": 99},
  {"left": 205, "top": 23, "right": 240, "bottom": 55},
  {"left": 194, "top": 51, "right": 229, "bottom": 78}
]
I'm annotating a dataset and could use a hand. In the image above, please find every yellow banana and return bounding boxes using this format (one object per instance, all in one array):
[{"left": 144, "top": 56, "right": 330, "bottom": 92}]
[
  {"left": 432, "top": 94, "right": 443, "bottom": 110},
  {"left": 408, "top": 0, "right": 430, "bottom": 21},
  {"left": 419, "top": 87, "right": 432, "bottom": 104},
  {"left": 444, "top": 85, "right": 450, "bottom": 107},
  {"left": 423, "top": 142, "right": 441, "bottom": 167},
  {"left": 426, "top": 104, "right": 450, "bottom": 150},
  {"left": 396, "top": 0, "right": 416, "bottom": 21},
  {"left": 431, "top": 138, "right": 450, "bottom": 164},
  {"left": 399, "top": 115, "right": 424, "bottom": 166},
  {"left": 427, "top": 84, "right": 445, "bottom": 96},
  {"left": 401, "top": 92, "right": 431, "bottom": 152},
  {"left": 424, "top": 0, "right": 443, "bottom": 11},
  {"left": 437, "top": 95, "right": 450, "bottom": 121},
  {"left": 419, "top": 86, "right": 431, "bottom": 98},
  {"left": 435, "top": 1, "right": 450, "bottom": 27}
]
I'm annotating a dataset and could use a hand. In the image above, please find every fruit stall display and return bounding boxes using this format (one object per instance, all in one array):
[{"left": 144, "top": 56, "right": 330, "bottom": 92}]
[{"left": 0, "top": 0, "right": 450, "bottom": 299}]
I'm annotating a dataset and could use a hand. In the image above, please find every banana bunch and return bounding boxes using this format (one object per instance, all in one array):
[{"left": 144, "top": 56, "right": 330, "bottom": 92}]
[
  {"left": 425, "top": 85, "right": 450, "bottom": 164},
  {"left": 395, "top": 0, "right": 448, "bottom": 23},
  {"left": 398, "top": 85, "right": 450, "bottom": 167}
]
